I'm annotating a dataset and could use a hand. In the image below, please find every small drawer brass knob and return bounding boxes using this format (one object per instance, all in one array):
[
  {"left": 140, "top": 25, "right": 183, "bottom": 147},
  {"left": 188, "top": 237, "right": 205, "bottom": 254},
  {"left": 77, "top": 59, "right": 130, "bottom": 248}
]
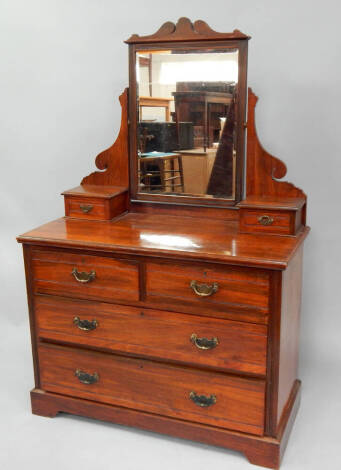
[
  {"left": 80, "top": 204, "right": 93, "bottom": 214},
  {"left": 75, "top": 369, "right": 99, "bottom": 385},
  {"left": 189, "top": 391, "right": 216, "bottom": 407},
  {"left": 190, "top": 280, "right": 218, "bottom": 297},
  {"left": 71, "top": 268, "right": 96, "bottom": 283},
  {"left": 73, "top": 316, "right": 98, "bottom": 331},
  {"left": 190, "top": 333, "right": 219, "bottom": 350},
  {"left": 258, "top": 215, "right": 274, "bottom": 226}
]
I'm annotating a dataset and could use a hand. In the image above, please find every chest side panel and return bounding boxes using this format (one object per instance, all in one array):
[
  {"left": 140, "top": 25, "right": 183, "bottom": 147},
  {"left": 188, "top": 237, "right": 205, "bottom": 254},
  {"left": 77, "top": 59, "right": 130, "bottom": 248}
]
[{"left": 277, "top": 246, "right": 303, "bottom": 428}]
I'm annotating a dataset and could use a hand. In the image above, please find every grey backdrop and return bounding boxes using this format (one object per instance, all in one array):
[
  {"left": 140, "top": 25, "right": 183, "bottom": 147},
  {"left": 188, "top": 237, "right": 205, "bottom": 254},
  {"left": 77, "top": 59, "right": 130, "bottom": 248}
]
[{"left": 1, "top": 1, "right": 341, "bottom": 469}]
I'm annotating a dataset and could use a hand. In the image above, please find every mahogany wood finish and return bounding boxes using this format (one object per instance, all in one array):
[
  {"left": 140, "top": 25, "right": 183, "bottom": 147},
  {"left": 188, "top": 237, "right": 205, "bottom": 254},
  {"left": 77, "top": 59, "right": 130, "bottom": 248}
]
[
  {"left": 276, "top": 247, "right": 303, "bottom": 430},
  {"left": 38, "top": 342, "right": 266, "bottom": 435},
  {"left": 81, "top": 90, "right": 129, "bottom": 187},
  {"left": 18, "top": 214, "right": 309, "bottom": 270},
  {"left": 238, "top": 197, "right": 305, "bottom": 235},
  {"left": 23, "top": 244, "right": 41, "bottom": 388},
  {"left": 35, "top": 295, "right": 268, "bottom": 376},
  {"left": 240, "top": 208, "right": 296, "bottom": 235},
  {"left": 125, "top": 17, "right": 250, "bottom": 44},
  {"left": 62, "top": 90, "right": 129, "bottom": 221},
  {"left": 145, "top": 261, "right": 270, "bottom": 321},
  {"left": 238, "top": 196, "right": 306, "bottom": 211},
  {"left": 131, "top": 199, "right": 239, "bottom": 221},
  {"left": 17, "top": 18, "right": 310, "bottom": 470},
  {"left": 31, "top": 249, "right": 140, "bottom": 303},
  {"left": 245, "top": 89, "right": 306, "bottom": 201},
  {"left": 63, "top": 186, "right": 128, "bottom": 221},
  {"left": 62, "top": 185, "right": 128, "bottom": 199},
  {"left": 237, "top": 90, "right": 307, "bottom": 235},
  {"left": 20, "top": 233, "right": 306, "bottom": 468},
  {"left": 30, "top": 380, "right": 301, "bottom": 470}
]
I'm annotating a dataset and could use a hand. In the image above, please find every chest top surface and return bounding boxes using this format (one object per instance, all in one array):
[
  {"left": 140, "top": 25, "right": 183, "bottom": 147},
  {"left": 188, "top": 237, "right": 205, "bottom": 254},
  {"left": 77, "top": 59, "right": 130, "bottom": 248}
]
[{"left": 18, "top": 212, "right": 309, "bottom": 270}]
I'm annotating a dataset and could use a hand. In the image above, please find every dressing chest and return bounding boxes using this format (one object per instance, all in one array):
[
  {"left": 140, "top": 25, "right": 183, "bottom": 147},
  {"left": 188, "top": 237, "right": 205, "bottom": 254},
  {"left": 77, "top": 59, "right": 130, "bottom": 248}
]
[{"left": 18, "top": 18, "right": 309, "bottom": 469}]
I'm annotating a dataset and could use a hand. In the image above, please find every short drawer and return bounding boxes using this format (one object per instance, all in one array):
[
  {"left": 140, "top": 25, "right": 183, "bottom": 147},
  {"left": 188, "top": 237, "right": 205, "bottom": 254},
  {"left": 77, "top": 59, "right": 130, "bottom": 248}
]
[
  {"left": 38, "top": 343, "right": 266, "bottom": 435},
  {"left": 240, "top": 209, "right": 294, "bottom": 235},
  {"left": 32, "top": 249, "right": 139, "bottom": 303},
  {"left": 145, "top": 262, "right": 270, "bottom": 324},
  {"left": 63, "top": 189, "right": 128, "bottom": 221},
  {"left": 65, "top": 197, "right": 108, "bottom": 220},
  {"left": 35, "top": 296, "right": 268, "bottom": 376}
]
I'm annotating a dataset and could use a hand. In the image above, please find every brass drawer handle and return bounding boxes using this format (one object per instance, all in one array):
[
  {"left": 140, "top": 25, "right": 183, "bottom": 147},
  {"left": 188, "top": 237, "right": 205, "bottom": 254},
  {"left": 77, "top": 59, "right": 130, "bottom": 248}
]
[
  {"left": 72, "top": 268, "right": 96, "bottom": 283},
  {"left": 190, "top": 280, "right": 218, "bottom": 297},
  {"left": 80, "top": 204, "right": 93, "bottom": 214},
  {"left": 189, "top": 391, "right": 216, "bottom": 407},
  {"left": 258, "top": 215, "right": 274, "bottom": 226},
  {"left": 73, "top": 316, "right": 98, "bottom": 331},
  {"left": 75, "top": 369, "right": 99, "bottom": 385},
  {"left": 190, "top": 333, "right": 218, "bottom": 350}
]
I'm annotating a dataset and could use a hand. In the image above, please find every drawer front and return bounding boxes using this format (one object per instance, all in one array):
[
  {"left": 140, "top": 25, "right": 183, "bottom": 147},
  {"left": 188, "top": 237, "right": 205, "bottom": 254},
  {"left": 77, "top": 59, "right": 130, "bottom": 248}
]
[
  {"left": 240, "top": 209, "right": 292, "bottom": 235},
  {"left": 32, "top": 249, "right": 139, "bottom": 302},
  {"left": 38, "top": 343, "right": 266, "bottom": 435},
  {"left": 35, "top": 296, "right": 268, "bottom": 376},
  {"left": 64, "top": 192, "right": 128, "bottom": 221},
  {"left": 146, "top": 262, "right": 270, "bottom": 324},
  {"left": 65, "top": 197, "right": 107, "bottom": 220}
]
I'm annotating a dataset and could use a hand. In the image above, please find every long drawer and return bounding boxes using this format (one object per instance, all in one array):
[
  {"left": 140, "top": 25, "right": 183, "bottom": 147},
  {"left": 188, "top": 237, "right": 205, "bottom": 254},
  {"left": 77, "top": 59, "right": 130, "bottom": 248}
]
[
  {"left": 31, "top": 249, "right": 139, "bottom": 303},
  {"left": 146, "top": 261, "right": 270, "bottom": 324},
  {"left": 35, "top": 296, "right": 268, "bottom": 376},
  {"left": 38, "top": 343, "right": 266, "bottom": 435}
]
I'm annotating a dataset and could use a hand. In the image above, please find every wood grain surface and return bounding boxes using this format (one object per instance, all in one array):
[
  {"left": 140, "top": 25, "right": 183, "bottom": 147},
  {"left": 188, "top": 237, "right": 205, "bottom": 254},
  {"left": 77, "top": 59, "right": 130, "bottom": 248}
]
[
  {"left": 32, "top": 249, "right": 139, "bottom": 302},
  {"left": 38, "top": 343, "right": 266, "bottom": 435},
  {"left": 146, "top": 261, "right": 270, "bottom": 321},
  {"left": 18, "top": 213, "right": 309, "bottom": 270},
  {"left": 35, "top": 295, "right": 268, "bottom": 375}
]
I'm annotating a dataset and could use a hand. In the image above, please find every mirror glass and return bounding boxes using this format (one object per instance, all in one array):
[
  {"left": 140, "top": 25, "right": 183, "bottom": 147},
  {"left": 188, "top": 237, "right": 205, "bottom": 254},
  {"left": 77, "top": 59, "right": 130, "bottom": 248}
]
[{"left": 136, "top": 48, "right": 239, "bottom": 199}]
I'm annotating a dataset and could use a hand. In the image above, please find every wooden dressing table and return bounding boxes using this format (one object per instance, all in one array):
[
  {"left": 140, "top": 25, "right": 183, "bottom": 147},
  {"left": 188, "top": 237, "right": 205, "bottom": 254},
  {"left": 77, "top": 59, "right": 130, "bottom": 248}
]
[{"left": 18, "top": 18, "right": 309, "bottom": 469}]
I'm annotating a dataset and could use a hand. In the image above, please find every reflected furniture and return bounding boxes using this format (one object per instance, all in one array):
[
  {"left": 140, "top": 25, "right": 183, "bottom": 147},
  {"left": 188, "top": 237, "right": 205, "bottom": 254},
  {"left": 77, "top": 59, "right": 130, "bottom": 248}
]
[
  {"left": 17, "top": 18, "right": 309, "bottom": 470},
  {"left": 139, "top": 96, "right": 173, "bottom": 121},
  {"left": 139, "top": 121, "right": 193, "bottom": 153},
  {"left": 173, "top": 88, "right": 233, "bottom": 150},
  {"left": 139, "top": 152, "right": 184, "bottom": 193},
  {"left": 179, "top": 148, "right": 216, "bottom": 194},
  {"left": 207, "top": 97, "right": 235, "bottom": 198}
]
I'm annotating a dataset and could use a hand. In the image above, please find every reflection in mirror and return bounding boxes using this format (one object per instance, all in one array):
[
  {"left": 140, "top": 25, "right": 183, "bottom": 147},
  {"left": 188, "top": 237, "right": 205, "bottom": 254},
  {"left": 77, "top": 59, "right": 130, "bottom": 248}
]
[{"left": 136, "top": 49, "right": 238, "bottom": 199}]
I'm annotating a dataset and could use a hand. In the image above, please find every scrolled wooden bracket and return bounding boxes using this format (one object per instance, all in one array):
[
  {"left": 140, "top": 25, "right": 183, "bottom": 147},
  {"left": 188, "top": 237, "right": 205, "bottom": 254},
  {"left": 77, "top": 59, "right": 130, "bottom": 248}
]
[
  {"left": 246, "top": 88, "right": 306, "bottom": 200},
  {"left": 81, "top": 89, "right": 129, "bottom": 187}
]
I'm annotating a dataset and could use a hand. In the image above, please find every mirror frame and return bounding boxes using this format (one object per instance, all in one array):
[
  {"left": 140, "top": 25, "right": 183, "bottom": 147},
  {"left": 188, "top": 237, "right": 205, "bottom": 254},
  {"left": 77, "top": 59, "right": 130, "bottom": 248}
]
[{"left": 126, "top": 18, "right": 249, "bottom": 207}]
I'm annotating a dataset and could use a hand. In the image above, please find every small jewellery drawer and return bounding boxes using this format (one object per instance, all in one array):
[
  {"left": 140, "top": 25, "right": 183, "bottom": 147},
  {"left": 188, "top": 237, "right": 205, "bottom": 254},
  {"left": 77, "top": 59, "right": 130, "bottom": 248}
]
[
  {"left": 31, "top": 249, "right": 139, "bottom": 303},
  {"left": 65, "top": 197, "right": 108, "bottom": 220},
  {"left": 35, "top": 296, "right": 268, "bottom": 375},
  {"left": 63, "top": 187, "right": 128, "bottom": 221},
  {"left": 145, "top": 262, "right": 270, "bottom": 324},
  {"left": 38, "top": 343, "right": 266, "bottom": 435},
  {"left": 239, "top": 209, "right": 293, "bottom": 235}
]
